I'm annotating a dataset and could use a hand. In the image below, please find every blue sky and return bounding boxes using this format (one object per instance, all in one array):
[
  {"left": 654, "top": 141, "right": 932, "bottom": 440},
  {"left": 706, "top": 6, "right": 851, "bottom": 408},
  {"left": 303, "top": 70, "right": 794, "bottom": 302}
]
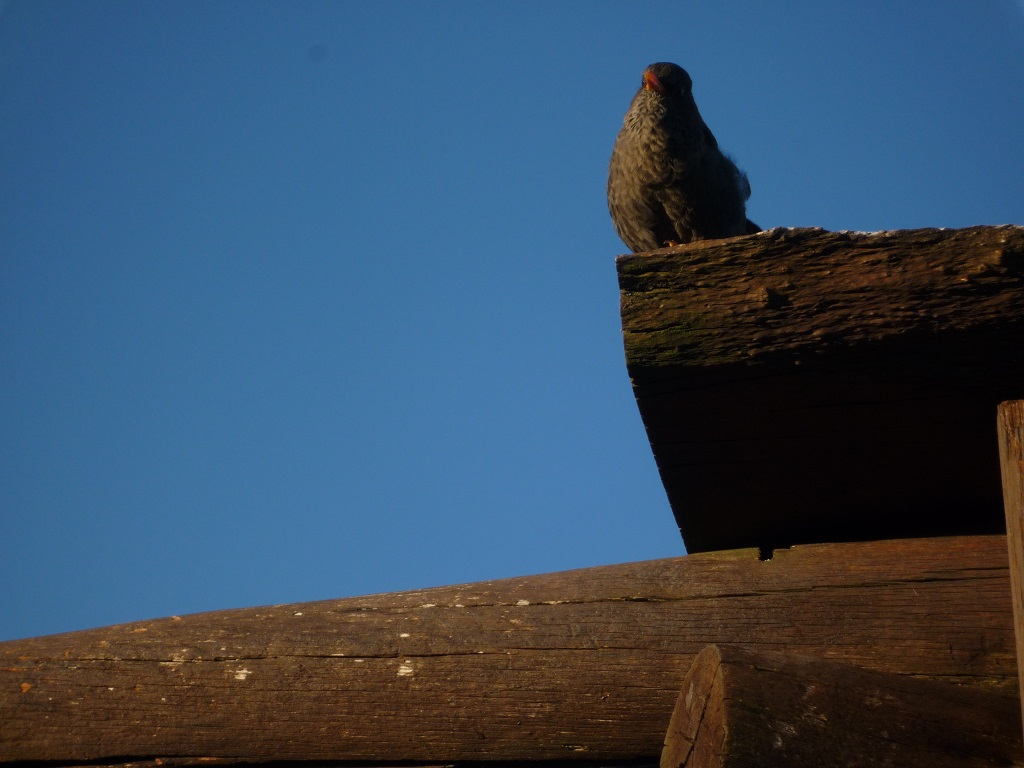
[{"left": 2, "top": 1, "right": 1023, "bottom": 641}]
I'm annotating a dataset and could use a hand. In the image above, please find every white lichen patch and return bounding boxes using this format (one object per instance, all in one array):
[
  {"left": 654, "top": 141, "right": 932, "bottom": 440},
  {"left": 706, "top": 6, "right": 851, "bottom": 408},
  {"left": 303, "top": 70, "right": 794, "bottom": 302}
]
[
  {"left": 232, "top": 668, "right": 251, "bottom": 681},
  {"left": 160, "top": 652, "right": 188, "bottom": 669}
]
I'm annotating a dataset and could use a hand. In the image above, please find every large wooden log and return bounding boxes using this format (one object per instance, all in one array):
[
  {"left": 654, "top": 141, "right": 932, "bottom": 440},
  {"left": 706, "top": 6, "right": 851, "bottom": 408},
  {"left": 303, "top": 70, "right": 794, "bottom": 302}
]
[
  {"left": 1000, "top": 399, "right": 1024, "bottom": 736},
  {"left": 0, "top": 535, "right": 1014, "bottom": 765},
  {"left": 661, "top": 645, "right": 1022, "bottom": 768},
  {"left": 617, "top": 225, "right": 1024, "bottom": 552}
]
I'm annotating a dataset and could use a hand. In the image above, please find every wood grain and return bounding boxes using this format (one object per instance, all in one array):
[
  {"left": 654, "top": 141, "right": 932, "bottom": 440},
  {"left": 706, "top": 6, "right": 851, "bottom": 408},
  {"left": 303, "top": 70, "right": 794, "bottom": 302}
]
[
  {"left": 0, "top": 535, "right": 1014, "bottom": 765},
  {"left": 617, "top": 226, "right": 1024, "bottom": 552},
  {"left": 661, "top": 645, "right": 1022, "bottom": 768},
  {"left": 619, "top": 226, "right": 1024, "bottom": 371},
  {"left": 1000, "top": 400, "right": 1024, "bottom": 737}
]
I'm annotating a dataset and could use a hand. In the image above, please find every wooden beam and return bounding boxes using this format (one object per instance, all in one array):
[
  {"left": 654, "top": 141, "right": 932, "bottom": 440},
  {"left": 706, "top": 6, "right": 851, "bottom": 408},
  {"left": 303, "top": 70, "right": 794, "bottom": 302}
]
[
  {"left": 0, "top": 535, "right": 1015, "bottom": 766},
  {"left": 617, "top": 225, "right": 1024, "bottom": 552},
  {"left": 661, "top": 644, "right": 1022, "bottom": 768},
  {"left": 1000, "top": 399, "right": 1024, "bottom": 737}
]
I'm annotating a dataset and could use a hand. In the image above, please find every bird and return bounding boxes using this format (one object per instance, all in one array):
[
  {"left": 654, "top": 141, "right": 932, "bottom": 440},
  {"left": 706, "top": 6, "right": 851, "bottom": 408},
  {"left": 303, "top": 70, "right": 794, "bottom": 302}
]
[{"left": 608, "top": 62, "right": 759, "bottom": 253}]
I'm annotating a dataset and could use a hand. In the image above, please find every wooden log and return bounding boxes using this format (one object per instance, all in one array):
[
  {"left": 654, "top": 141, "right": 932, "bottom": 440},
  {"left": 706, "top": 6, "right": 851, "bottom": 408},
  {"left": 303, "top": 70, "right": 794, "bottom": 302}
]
[
  {"left": 661, "top": 644, "right": 1022, "bottom": 768},
  {"left": 1000, "top": 399, "right": 1024, "bottom": 737},
  {"left": 617, "top": 225, "right": 1024, "bottom": 552},
  {"left": 0, "top": 535, "right": 1015, "bottom": 766}
]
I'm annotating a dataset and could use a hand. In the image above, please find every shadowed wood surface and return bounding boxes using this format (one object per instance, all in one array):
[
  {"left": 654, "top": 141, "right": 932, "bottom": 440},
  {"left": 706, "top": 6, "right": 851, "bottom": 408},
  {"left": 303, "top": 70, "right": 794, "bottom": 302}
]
[
  {"left": 617, "top": 225, "right": 1024, "bottom": 552},
  {"left": 661, "top": 645, "right": 1022, "bottom": 768},
  {"left": 0, "top": 535, "right": 1014, "bottom": 765},
  {"left": 34, "top": 764, "right": 657, "bottom": 768}
]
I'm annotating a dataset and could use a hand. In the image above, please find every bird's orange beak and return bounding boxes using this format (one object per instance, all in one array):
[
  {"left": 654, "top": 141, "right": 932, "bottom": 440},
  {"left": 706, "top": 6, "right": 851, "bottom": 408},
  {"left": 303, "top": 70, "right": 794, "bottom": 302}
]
[{"left": 642, "top": 69, "right": 664, "bottom": 94}]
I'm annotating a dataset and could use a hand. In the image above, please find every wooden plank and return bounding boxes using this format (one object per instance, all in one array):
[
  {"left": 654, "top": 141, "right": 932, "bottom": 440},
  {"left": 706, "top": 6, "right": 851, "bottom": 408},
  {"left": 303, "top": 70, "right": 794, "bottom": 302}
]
[
  {"left": 1000, "top": 399, "right": 1024, "bottom": 737},
  {"left": 0, "top": 535, "right": 1015, "bottom": 765},
  {"left": 617, "top": 225, "right": 1024, "bottom": 552},
  {"left": 661, "top": 645, "right": 1022, "bottom": 768}
]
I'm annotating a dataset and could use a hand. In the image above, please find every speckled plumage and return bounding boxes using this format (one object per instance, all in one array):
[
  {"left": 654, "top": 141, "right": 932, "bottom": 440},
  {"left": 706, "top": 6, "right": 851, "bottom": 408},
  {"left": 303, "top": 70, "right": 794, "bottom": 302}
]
[{"left": 608, "top": 62, "right": 758, "bottom": 253}]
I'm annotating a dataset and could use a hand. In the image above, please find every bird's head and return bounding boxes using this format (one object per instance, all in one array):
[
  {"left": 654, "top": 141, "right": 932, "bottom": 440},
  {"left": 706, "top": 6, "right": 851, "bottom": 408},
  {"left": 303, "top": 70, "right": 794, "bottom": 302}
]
[
  {"left": 620, "top": 61, "right": 706, "bottom": 147},
  {"left": 641, "top": 63, "right": 693, "bottom": 100},
  {"left": 627, "top": 62, "right": 706, "bottom": 141}
]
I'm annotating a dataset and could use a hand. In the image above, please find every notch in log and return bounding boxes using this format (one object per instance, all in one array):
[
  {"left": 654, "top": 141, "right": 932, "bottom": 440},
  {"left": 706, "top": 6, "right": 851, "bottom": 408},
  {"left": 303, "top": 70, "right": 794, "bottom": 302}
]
[
  {"left": 662, "top": 644, "right": 1022, "bottom": 768},
  {"left": 618, "top": 226, "right": 1024, "bottom": 553}
]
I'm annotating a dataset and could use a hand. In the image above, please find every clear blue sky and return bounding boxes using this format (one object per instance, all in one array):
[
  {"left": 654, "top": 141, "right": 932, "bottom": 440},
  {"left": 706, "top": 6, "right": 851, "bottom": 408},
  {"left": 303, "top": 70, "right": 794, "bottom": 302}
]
[{"left": 2, "top": 1, "right": 1023, "bottom": 641}]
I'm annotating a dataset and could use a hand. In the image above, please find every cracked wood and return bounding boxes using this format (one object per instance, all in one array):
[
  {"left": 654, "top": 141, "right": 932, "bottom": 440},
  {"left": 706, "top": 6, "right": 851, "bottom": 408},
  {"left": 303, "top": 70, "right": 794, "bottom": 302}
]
[{"left": 0, "top": 535, "right": 1014, "bottom": 765}]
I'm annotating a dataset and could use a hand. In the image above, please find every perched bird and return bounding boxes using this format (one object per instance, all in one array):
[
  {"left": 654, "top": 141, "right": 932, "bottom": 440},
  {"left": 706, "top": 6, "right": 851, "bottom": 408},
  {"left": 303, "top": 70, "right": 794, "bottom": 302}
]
[{"left": 608, "top": 62, "right": 759, "bottom": 252}]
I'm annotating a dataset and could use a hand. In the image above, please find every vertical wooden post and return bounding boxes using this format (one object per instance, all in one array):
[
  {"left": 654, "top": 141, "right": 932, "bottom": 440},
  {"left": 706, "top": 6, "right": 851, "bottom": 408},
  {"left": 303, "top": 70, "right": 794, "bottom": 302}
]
[{"left": 999, "top": 399, "right": 1024, "bottom": 738}]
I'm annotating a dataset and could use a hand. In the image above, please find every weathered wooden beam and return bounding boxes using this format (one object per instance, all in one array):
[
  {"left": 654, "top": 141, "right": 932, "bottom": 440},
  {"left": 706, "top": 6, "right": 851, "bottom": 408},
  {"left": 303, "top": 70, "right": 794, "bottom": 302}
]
[
  {"left": 1000, "top": 399, "right": 1024, "bottom": 737},
  {"left": 661, "top": 644, "right": 1022, "bottom": 768},
  {"left": 45, "top": 766, "right": 649, "bottom": 768},
  {"left": 0, "top": 535, "right": 1014, "bottom": 766},
  {"left": 617, "top": 225, "right": 1024, "bottom": 552}
]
